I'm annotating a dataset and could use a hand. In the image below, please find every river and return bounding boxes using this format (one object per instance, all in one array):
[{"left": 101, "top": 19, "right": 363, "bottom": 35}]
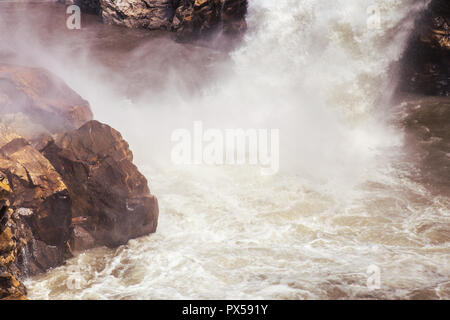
[{"left": 0, "top": 0, "right": 448, "bottom": 299}]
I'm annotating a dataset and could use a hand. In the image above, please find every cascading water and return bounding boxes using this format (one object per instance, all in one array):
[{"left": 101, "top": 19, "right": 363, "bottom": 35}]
[{"left": 0, "top": 0, "right": 448, "bottom": 299}]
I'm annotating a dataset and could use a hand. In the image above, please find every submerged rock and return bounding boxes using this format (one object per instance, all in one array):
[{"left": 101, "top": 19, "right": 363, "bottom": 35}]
[{"left": 0, "top": 65, "right": 159, "bottom": 299}]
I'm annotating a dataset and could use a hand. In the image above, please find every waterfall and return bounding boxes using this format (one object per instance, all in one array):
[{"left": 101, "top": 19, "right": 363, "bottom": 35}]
[{"left": 2, "top": 0, "right": 447, "bottom": 300}]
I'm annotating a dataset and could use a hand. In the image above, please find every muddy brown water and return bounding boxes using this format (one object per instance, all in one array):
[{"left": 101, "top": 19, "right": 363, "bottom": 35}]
[{"left": 0, "top": 1, "right": 449, "bottom": 300}]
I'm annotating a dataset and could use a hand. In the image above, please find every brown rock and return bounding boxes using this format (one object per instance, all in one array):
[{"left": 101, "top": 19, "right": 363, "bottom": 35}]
[
  {"left": 0, "top": 272, "right": 27, "bottom": 300},
  {"left": 0, "top": 173, "right": 11, "bottom": 234},
  {"left": 399, "top": 0, "right": 449, "bottom": 96},
  {"left": 42, "top": 120, "right": 159, "bottom": 249},
  {"left": 0, "top": 63, "right": 89, "bottom": 299},
  {"left": 0, "top": 64, "right": 93, "bottom": 135},
  {"left": 0, "top": 64, "right": 158, "bottom": 299},
  {"left": 0, "top": 135, "right": 73, "bottom": 284},
  {"left": 70, "top": 0, "right": 102, "bottom": 15},
  {"left": 173, "top": 0, "right": 247, "bottom": 41},
  {"left": 72, "top": 0, "right": 247, "bottom": 41}
]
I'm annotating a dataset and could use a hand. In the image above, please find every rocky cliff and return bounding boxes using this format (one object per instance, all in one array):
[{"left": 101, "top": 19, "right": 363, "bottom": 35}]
[
  {"left": 70, "top": 0, "right": 247, "bottom": 41},
  {"left": 399, "top": 0, "right": 449, "bottom": 96},
  {"left": 0, "top": 64, "right": 158, "bottom": 299},
  {"left": 395, "top": 1, "right": 450, "bottom": 201}
]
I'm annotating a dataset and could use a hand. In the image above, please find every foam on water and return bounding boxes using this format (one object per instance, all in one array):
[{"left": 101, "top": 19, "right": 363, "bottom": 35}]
[{"left": 1, "top": 0, "right": 448, "bottom": 299}]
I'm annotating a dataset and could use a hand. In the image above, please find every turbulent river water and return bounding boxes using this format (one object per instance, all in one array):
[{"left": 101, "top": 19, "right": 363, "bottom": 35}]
[{"left": 1, "top": 0, "right": 449, "bottom": 299}]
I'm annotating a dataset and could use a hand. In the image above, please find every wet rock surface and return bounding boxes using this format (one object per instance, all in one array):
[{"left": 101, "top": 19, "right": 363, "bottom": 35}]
[
  {"left": 68, "top": 0, "right": 247, "bottom": 41},
  {"left": 399, "top": 0, "right": 450, "bottom": 96},
  {"left": 100, "top": 0, "right": 177, "bottom": 30},
  {"left": 396, "top": 0, "right": 450, "bottom": 200},
  {"left": 41, "top": 120, "right": 159, "bottom": 249},
  {"left": 0, "top": 64, "right": 159, "bottom": 299},
  {"left": 172, "top": 0, "right": 247, "bottom": 41},
  {"left": 399, "top": 95, "right": 450, "bottom": 194},
  {"left": 0, "top": 64, "right": 93, "bottom": 134},
  {"left": 0, "top": 272, "right": 27, "bottom": 300}
]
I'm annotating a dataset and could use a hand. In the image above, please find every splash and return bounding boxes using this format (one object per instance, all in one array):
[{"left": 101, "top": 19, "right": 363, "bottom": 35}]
[{"left": 2, "top": 0, "right": 448, "bottom": 300}]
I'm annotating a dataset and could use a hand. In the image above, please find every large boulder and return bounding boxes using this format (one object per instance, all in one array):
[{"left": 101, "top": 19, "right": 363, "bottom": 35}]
[
  {"left": 41, "top": 120, "right": 159, "bottom": 250},
  {"left": 0, "top": 64, "right": 159, "bottom": 299},
  {"left": 0, "top": 64, "right": 93, "bottom": 134},
  {"left": 70, "top": 0, "right": 102, "bottom": 15},
  {"left": 0, "top": 132, "right": 72, "bottom": 275}
]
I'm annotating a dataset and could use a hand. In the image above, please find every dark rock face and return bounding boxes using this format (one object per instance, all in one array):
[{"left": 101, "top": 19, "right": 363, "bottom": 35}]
[
  {"left": 0, "top": 272, "right": 26, "bottom": 300},
  {"left": 396, "top": 1, "right": 450, "bottom": 196},
  {"left": 0, "top": 64, "right": 93, "bottom": 134},
  {"left": 0, "top": 182, "right": 22, "bottom": 300},
  {"left": 0, "top": 64, "right": 159, "bottom": 299},
  {"left": 67, "top": 0, "right": 247, "bottom": 41},
  {"left": 399, "top": 0, "right": 450, "bottom": 96},
  {"left": 0, "top": 138, "right": 71, "bottom": 247},
  {"left": 173, "top": 0, "right": 248, "bottom": 41},
  {"left": 42, "top": 121, "right": 159, "bottom": 249},
  {"left": 401, "top": 96, "right": 450, "bottom": 194},
  {"left": 0, "top": 168, "right": 69, "bottom": 300}
]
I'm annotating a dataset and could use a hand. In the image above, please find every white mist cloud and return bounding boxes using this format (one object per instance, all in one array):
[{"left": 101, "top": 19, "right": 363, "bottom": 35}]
[{"left": 0, "top": 0, "right": 427, "bottom": 190}]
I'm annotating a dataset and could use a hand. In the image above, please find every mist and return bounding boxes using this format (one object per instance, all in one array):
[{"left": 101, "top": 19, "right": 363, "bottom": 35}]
[{"left": 0, "top": 1, "right": 429, "bottom": 193}]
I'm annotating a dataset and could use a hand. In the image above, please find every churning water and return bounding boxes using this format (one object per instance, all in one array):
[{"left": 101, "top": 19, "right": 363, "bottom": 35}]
[{"left": 0, "top": 0, "right": 448, "bottom": 299}]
